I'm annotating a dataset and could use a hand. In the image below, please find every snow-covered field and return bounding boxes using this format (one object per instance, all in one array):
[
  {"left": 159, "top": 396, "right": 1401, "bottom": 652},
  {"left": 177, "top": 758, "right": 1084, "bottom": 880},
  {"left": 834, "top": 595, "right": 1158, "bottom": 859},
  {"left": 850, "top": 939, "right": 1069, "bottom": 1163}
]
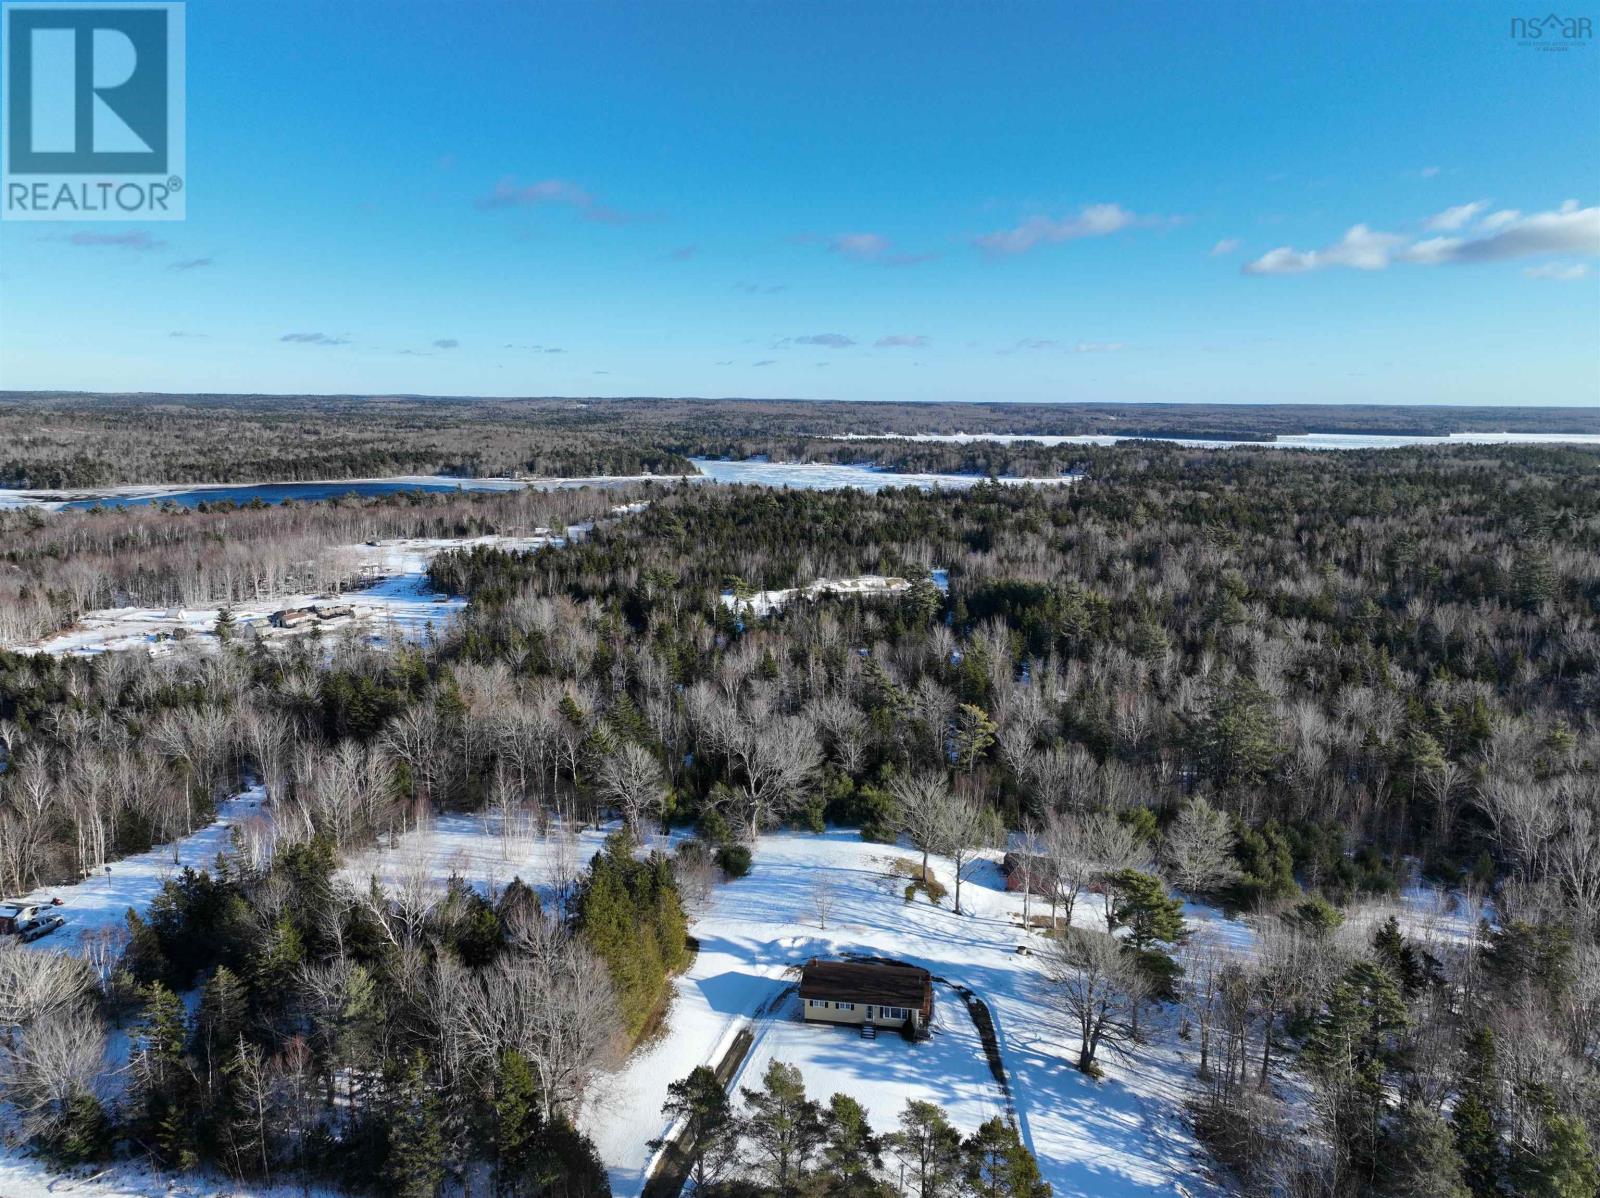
[
  {"left": 337, "top": 811, "right": 625, "bottom": 912},
  {"left": 583, "top": 831, "right": 1229, "bottom": 1198},
  {"left": 2, "top": 534, "right": 562, "bottom": 658},
  {"left": 720, "top": 575, "right": 915, "bottom": 618}
]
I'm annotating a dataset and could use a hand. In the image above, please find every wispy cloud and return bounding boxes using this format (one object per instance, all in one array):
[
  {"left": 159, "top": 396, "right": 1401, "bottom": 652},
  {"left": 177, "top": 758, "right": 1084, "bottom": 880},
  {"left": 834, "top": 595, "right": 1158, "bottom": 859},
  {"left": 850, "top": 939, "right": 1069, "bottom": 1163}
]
[
  {"left": 1245, "top": 200, "right": 1599, "bottom": 275},
  {"left": 670, "top": 245, "right": 699, "bottom": 261},
  {"left": 67, "top": 230, "right": 165, "bottom": 250},
  {"left": 875, "top": 334, "right": 929, "bottom": 348},
  {"left": 735, "top": 281, "right": 786, "bottom": 294},
  {"left": 280, "top": 332, "right": 350, "bottom": 346},
  {"left": 974, "top": 203, "right": 1154, "bottom": 255},
  {"left": 1524, "top": 263, "right": 1590, "bottom": 281},
  {"left": 829, "top": 232, "right": 891, "bottom": 261},
  {"left": 1423, "top": 201, "right": 1489, "bottom": 232},
  {"left": 752, "top": 359, "right": 776, "bottom": 366},
  {"left": 1210, "top": 238, "right": 1241, "bottom": 256},
  {"left": 476, "top": 177, "right": 651, "bottom": 224},
  {"left": 790, "top": 333, "right": 856, "bottom": 348},
  {"left": 169, "top": 256, "right": 213, "bottom": 271},
  {"left": 433, "top": 338, "right": 459, "bottom": 349},
  {"left": 794, "top": 232, "right": 934, "bottom": 267}
]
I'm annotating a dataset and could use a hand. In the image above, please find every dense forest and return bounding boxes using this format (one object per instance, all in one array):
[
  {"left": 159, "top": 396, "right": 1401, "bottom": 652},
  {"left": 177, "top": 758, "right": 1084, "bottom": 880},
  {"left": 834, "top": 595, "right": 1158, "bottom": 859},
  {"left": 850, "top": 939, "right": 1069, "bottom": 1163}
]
[
  {"left": 1, "top": 392, "right": 1595, "bottom": 488},
  {"left": 0, "top": 438, "right": 1596, "bottom": 1197}
]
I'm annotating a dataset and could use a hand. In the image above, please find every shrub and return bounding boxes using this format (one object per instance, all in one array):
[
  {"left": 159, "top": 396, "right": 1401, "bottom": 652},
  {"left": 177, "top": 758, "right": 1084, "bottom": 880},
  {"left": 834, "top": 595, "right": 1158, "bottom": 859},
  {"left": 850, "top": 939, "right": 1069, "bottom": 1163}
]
[
  {"left": 888, "top": 858, "right": 948, "bottom": 904},
  {"left": 716, "top": 844, "right": 752, "bottom": 879}
]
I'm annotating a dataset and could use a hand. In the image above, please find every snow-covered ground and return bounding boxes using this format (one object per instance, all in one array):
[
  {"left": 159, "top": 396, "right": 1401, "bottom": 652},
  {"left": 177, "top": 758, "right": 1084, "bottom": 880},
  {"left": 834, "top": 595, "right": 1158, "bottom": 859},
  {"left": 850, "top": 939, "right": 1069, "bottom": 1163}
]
[
  {"left": 0, "top": 1153, "right": 348, "bottom": 1198},
  {"left": 582, "top": 832, "right": 1230, "bottom": 1198},
  {"left": 688, "top": 458, "right": 1079, "bottom": 490},
  {"left": 720, "top": 575, "right": 915, "bottom": 618},
  {"left": 2, "top": 534, "right": 562, "bottom": 658},
  {"left": 10, "top": 787, "right": 270, "bottom": 959},
  {"left": 336, "top": 811, "right": 625, "bottom": 913}
]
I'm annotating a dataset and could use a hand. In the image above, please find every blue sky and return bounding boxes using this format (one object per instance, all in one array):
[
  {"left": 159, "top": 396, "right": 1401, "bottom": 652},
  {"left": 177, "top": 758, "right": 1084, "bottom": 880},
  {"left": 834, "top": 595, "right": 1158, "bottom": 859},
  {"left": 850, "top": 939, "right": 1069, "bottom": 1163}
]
[{"left": 1, "top": 0, "right": 1597, "bottom": 404}]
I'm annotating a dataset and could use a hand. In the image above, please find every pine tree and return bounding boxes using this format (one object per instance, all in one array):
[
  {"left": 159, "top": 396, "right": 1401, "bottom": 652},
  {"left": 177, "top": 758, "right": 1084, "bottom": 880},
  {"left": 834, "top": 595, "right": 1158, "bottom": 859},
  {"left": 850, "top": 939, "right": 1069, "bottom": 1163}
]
[
  {"left": 1451, "top": 1027, "right": 1502, "bottom": 1197},
  {"left": 1510, "top": 1094, "right": 1599, "bottom": 1198},
  {"left": 130, "top": 982, "right": 198, "bottom": 1167},
  {"left": 196, "top": 965, "right": 250, "bottom": 1084},
  {"left": 494, "top": 1048, "right": 544, "bottom": 1195},
  {"left": 383, "top": 1052, "right": 446, "bottom": 1198},
  {"left": 650, "top": 1067, "right": 736, "bottom": 1196},
  {"left": 739, "top": 1059, "right": 822, "bottom": 1198},
  {"left": 887, "top": 1099, "right": 963, "bottom": 1198},
  {"left": 820, "top": 1092, "right": 884, "bottom": 1197},
  {"left": 1382, "top": 1102, "right": 1470, "bottom": 1198},
  {"left": 962, "top": 1118, "right": 1051, "bottom": 1198}
]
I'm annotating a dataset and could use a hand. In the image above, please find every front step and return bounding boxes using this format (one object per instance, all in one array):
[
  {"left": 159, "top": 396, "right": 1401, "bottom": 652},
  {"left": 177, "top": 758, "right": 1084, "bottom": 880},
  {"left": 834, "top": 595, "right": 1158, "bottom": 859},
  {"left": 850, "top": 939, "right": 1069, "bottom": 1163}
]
[{"left": 860, "top": 1021, "right": 877, "bottom": 1040}]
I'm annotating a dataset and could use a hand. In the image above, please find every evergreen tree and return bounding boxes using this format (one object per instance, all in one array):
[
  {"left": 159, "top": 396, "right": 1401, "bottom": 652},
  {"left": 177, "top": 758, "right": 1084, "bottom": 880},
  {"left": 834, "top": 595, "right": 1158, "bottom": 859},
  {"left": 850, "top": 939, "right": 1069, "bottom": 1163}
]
[
  {"left": 1382, "top": 1102, "right": 1470, "bottom": 1198},
  {"left": 887, "top": 1100, "right": 963, "bottom": 1198},
  {"left": 650, "top": 1066, "right": 737, "bottom": 1196},
  {"left": 820, "top": 1092, "right": 885, "bottom": 1197},
  {"left": 494, "top": 1048, "right": 545, "bottom": 1195},
  {"left": 1196, "top": 676, "right": 1279, "bottom": 789},
  {"left": 129, "top": 982, "right": 199, "bottom": 1168},
  {"left": 1509, "top": 1092, "right": 1599, "bottom": 1198},
  {"left": 1451, "top": 1026, "right": 1503, "bottom": 1198},
  {"left": 962, "top": 1118, "right": 1051, "bottom": 1198},
  {"left": 1105, "top": 870, "right": 1186, "bottom": 953},
  {"left": 383, "top": 1052, "right": 446, "bottom": 1198},
  {"left": 739, "top": 1060, "right": 822, "bottom": 1198}
]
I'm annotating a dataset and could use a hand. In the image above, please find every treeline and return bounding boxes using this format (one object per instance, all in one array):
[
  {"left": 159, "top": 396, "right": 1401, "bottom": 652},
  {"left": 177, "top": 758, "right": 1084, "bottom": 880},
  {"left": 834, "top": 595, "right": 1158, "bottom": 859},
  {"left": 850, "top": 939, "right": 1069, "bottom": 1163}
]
[
  {"left": 0, "top": 394, "right": 696, "bottom": 488},
  {"left": 655, "top": 1060, "right": 1049, "bottom": 1198},
  {"left": 2, "top": 393, "right": 1594, "bottom": 490}
]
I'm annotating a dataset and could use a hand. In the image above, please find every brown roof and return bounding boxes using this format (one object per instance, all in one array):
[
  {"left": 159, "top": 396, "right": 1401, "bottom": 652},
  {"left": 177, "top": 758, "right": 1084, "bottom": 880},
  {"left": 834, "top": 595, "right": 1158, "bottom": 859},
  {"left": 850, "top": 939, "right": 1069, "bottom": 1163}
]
[{"left": 799, "top": 960, "right": 932, "bottom": 1008}]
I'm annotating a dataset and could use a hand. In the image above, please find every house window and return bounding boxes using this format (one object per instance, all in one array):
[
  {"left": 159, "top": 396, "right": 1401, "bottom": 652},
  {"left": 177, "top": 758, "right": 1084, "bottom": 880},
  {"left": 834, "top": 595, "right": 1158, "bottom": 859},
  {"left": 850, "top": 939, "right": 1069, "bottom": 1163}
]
[
  {"left": 880, "top": 1006, "right": 906, "bottom": 1019},
  {"left": 835, "top": 1002, "right": 855, "bottom": 1011}
]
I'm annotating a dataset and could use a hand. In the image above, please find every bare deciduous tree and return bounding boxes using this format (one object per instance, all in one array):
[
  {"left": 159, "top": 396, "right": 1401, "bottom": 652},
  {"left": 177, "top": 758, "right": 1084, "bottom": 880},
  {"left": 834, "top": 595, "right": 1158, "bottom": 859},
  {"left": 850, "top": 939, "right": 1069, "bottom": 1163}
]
[
  {"left": 1045, "top": 928, "right": 1144, "bottom": 1073},
  {"left": 596, "top": 741, "right": 668, "bottom": 837},
  {"left": 1162, "top": 797, "right": 1240, "bottom": 896}
]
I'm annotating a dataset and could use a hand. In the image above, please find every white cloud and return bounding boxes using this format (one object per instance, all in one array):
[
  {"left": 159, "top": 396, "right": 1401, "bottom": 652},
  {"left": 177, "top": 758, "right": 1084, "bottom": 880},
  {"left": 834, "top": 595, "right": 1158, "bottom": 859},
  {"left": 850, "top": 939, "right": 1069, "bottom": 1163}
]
[
  {"left": 1210, "top": 238, "right": 1241, "bottom": 256},
  {"left": 1244, "top": 201, "right": 1599, "bottom": 276},
  {"left": 1074, "top": 341, "right": 1126, "bottom": 353},
  {"left": 1243, "top": 224, "right": 1404, "bottom": 275},
  {"left": 974, "top": 203, "right": 1149, "bottom": 255},
  {"left": 1423, "top": 201, "right": 1488, "bottom": 231},
  {"left": 1523, "top": 263, "right": 1590, "bottom": 281},
  {"left": 875, "top": 334, "right": 929, "bottom": 348}
]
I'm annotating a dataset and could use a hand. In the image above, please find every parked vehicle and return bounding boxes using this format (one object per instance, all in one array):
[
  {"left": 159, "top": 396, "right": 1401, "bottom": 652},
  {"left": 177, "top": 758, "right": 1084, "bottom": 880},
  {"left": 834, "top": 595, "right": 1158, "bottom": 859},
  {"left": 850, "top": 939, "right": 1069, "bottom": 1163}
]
[
  {"left": 0, "top": 899, "right": 66, "bottom": 939},
  {"left": 19, "top": 914, "right": 65, "bottom": 942}
]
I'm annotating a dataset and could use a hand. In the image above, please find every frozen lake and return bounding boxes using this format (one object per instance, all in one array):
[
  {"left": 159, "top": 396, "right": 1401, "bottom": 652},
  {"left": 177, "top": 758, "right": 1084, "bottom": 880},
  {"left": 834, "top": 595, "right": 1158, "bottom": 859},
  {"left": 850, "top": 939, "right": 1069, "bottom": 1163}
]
[
  {"left": 824, "top": 430, "right": 1600, "bottom": 450},
  {"left": 687, "top": 457, "right": 1074, "bottom": 490}
]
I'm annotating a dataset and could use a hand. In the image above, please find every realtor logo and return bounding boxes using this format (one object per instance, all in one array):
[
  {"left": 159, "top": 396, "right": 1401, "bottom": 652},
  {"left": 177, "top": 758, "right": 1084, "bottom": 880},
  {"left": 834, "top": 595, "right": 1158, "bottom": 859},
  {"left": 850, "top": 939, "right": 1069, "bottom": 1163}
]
[{"left": 2, "top": 2, "right": 185, "bottom": 220}]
